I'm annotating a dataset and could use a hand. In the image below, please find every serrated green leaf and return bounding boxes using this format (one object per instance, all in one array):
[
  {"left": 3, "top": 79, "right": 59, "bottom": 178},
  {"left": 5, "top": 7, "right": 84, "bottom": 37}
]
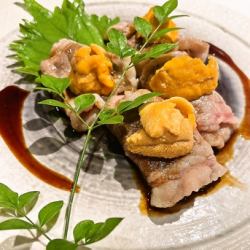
[
  {"left": 73, "top": 220, "right": 94, "bottom": 243},
  {"left": 98, "top": 115, "right": 124, "bottom": 125},
  {"left": 10, "top": 0, "right": 113, "bottom": 76},
  {"left": 132, "top": 43, "right": 177, "bottom": 64},
  {"left": 46, "top": 239, "right": 77, "bottom": 250},
  {"left": 0, "top": 219, "right": 34, "bottom": 230},
  {"left": 118, "top": 92, "right": 160, "bottom": 113},
  {"left": 38, "top": 201, "right": 63, "bottom": 227},
  {"left": 134, "top": 17, "right": 152, "bottom": 38},
  {"left": 0, "top": 184, "right": 18, "bottom": 210},
  {"left": 35, "top": 75, "right": 70, "bottom": 95},
  {"left": 91, "top": 14, "right": 120, "bottom": 39},
  {"left": 74, "top": 94, "right": 96, "bottom": 113},
  {"left": 38, "top": 99, "right": 69, "bottom": 110},
  {"left": 17, "top": 191, "right": 39, "bottom": 216}
]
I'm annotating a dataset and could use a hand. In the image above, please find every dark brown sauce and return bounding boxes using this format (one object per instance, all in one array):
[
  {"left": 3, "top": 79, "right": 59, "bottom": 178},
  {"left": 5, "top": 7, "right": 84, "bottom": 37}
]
[
  {"left": 137, "top": 43, "right": 250, "bottom": 215},
  {"left": 209, "top": 43, "right": 250, "bottom": 139},
  {"left": 0, "top": 86, "right": 76, "bottom": 192},
  {"left": 135, "top": 168, "right": 244, "bottom": 217},
  {"left": 216, "top": 131, "right": 239, "bottom": 165}
]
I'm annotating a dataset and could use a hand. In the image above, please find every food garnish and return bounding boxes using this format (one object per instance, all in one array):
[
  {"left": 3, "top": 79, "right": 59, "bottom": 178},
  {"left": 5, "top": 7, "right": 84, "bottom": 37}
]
[
  {"left": 3, "top": 0, "right": 181, "bottom": 248},
  {"left": 143, "top": 8, "right": 179, "bottom": 43}
]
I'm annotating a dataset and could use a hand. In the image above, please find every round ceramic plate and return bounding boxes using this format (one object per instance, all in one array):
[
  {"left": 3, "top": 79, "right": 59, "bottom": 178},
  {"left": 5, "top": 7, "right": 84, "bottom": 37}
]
[{"left": 0, "top": 0, "right": 250, "bottom": 249}]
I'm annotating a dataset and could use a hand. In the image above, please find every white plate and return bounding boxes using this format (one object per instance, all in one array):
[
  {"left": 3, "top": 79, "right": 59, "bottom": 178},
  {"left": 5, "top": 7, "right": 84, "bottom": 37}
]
[{"left": 0, "top": 1, "right": 250, "bottom": 249}]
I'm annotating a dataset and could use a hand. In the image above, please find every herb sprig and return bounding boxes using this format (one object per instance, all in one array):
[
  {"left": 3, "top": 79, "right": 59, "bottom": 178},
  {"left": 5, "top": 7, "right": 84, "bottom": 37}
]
[
  {"left": 4, "top": 0, "right": 181, "bottom": 248},
  {"left": 0, "top": 183, "right": 122, "bottom": 249}
]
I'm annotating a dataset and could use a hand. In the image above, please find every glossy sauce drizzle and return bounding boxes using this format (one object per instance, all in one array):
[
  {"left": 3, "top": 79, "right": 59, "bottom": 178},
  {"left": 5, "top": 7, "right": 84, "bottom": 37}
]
[
  {"left": 0, "top": 86, "right": 75, "bottom": 191},
  {"left": 210, "top": 43, "right": 250, "bottom": 140}
]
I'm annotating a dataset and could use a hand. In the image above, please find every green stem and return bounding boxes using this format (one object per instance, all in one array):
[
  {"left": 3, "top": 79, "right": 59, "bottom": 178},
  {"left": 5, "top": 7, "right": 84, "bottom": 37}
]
[
  {"left": 24, "top": 215, "right": 51, "bottom": 241},
  {"left": 63, "top": 128, "right": 92, "bottom": 239},
  {"left": 62, "top": 32, "right": 153, "bottom": 240},
  {"left": 63, "top": 68, "right": 129, "bottom": 240},
  {"left": 65, "top": 102, "right": 90, "bottom": 130},
  {"left": 139, "top": 23, "right": 162, "bottom": 52}
]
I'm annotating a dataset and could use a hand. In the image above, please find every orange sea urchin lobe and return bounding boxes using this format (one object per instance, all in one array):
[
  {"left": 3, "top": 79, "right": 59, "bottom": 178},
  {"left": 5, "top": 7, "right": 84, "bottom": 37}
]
[
  {"left": 70, "top": 44, "right": 115, "bottom": 96},
  {"left": 148, "top": 55, "right": 219, "bottom": 100},
  {"left": 125, "top": 97, "right": 196, "bottom": 158}
]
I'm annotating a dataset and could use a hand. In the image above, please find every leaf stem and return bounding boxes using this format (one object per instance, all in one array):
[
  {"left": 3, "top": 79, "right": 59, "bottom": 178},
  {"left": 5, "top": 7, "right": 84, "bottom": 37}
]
[
  {"left": 139, "top": 23, "right": 162, "bottom": 52},
  {"left": 63, "top": 128, "right": 92, "bottom": 239},
  {"left": 24, "top": 215, "right": 52, "bottom": 241},
  {"left": 63, "top": 67, "right": 129, "bottom": 240},
  {"left": 62, "top": 23, "right": 162, "bottom": 240}
]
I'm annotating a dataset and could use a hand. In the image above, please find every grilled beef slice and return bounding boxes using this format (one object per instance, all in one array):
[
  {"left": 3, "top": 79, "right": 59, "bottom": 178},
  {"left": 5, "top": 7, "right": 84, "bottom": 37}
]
[{"left": 110, "top": 117, "right": 227, "bottom": 208}]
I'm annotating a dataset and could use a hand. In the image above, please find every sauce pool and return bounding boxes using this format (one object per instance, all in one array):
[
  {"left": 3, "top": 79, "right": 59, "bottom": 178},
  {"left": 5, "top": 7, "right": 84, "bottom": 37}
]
[
  {"left": 0, "top": 86, "right": 76, "bottom": 192},
  {"left": 209, "top": 43, "right": 250, "bottom": 140}
]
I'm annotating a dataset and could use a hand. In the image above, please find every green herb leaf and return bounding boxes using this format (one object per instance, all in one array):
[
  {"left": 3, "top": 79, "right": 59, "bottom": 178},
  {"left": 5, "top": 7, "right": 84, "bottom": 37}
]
[
  {"left": 73, "top": 218, "right": 122, "bottom": 245},
  {"left": 162, "top": 0, "right": 178, "bottom": 17},
  {"left": 38, "top": 200, "right": 63, "bottom": 227},
  {"left": 0, "top": 219, "right": 34, "bottom": 230},
  {"left": 169, "top": 14, "right": 189, "bottom": 19},
  {"left": 153, "top": 6, "right": 165, "bottom": 23},
  {"left": 107, "top": 29, "right": 135, "bottom": 58},
  {"left": 98, "top": 115, "right": 124, "bottom": 125},
  {"left": 46, "top": 239, "right": 77, "bottom": 250},
  {"left": 74, "top": 94, "right": 96, "bottom": 114},
  {"left": 86, "top": 218, "right": 123, "bottom": 245},
  {"left": 73, "top": 220, "right": 94, "bottom": 243},
  {"left": 153, "top": 0, "right": 178, "bottom": 23},
  {"left": 132, "top": 43, "right": 177, "bottom": 64},
  {"left": 38, "top": 99, "right": 69, "bottom": 110},
  {"left": 35, "top": 75, "right": 70, "bottom": 95},
  {"left": 35, "top": 87, "right": 61, "bottom": 95},
  {"left": 17, "top": 191, "right": 40, "bottom": 216},
  {"left": 117, "top": 92, "right": 160, "bottom": 113},
  {"left": 134, "top": 17, "right": 152, "bottom": 38},
  {"left": 151, "top": 27, "right": 182, "bottom": 40},
  {"left": 10, "top": 0, "right": 114, "bottom": 76},
  {"left": 91, "top": 14, "right": 120, "bottom": 39},
  {"left": 0, "top": 183, "right": 18, "bottom": 210},
  {"left": 99, "top": 109, "right": 116, "bottom": 121}
]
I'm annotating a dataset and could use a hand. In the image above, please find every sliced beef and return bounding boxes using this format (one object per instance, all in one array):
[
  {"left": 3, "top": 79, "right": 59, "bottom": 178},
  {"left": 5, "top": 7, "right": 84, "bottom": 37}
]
[
  {"left": 178, "top": 35, "right": 209, "bottom": 62},
  {"left": 192, "top": 91, "right": 238, "bottom": 149},
  {"left": 110, "top": 118, "right": 226, "bottom": 208},
  {"left": 112, "top": 21, "right": 135, "bottom": 38},
  {"left": 40, "top": 39, "right": 82, "bottom": 78}
]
